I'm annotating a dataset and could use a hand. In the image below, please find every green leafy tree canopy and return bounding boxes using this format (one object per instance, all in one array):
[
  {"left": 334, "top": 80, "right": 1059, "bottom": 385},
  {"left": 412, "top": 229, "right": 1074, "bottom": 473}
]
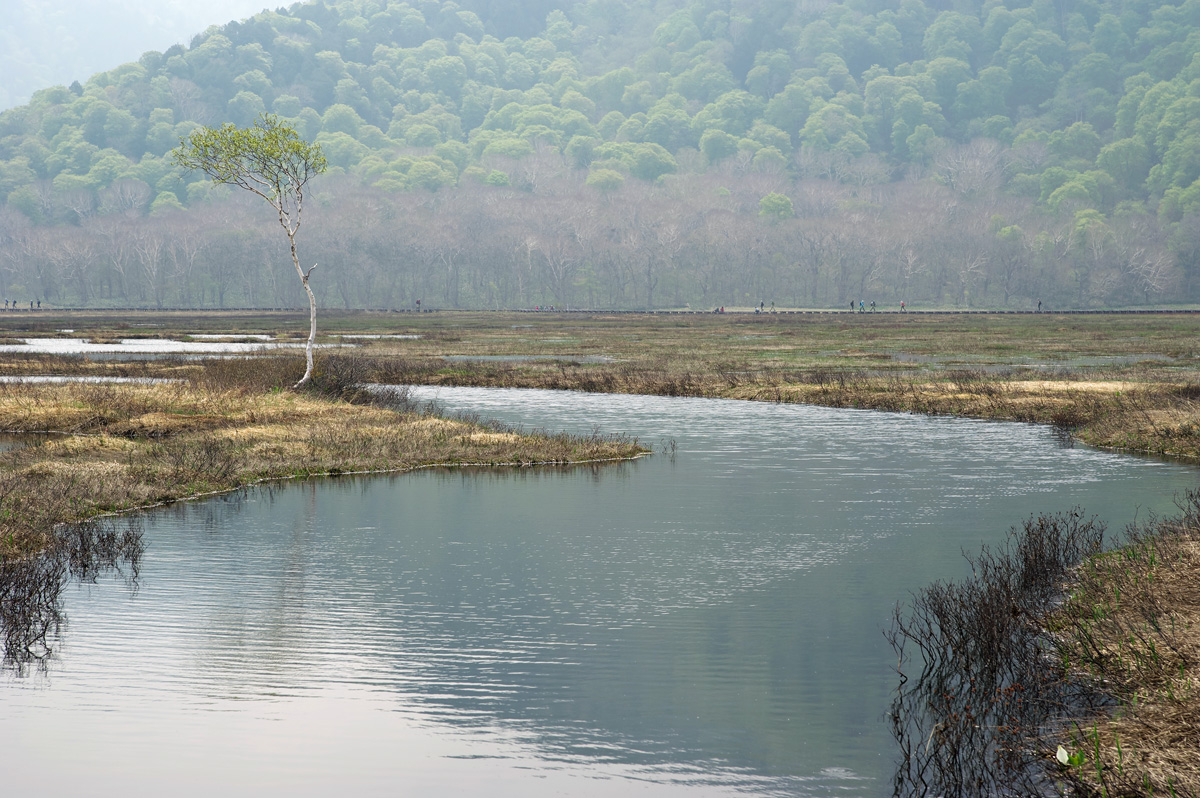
[{"left": 173, "top": 113, "right": 327, "bottom": 387}]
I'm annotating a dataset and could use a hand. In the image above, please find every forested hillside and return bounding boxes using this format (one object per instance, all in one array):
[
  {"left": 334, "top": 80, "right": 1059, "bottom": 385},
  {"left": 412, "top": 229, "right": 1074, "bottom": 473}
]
[{"left": 1, "top": 0, "right": 1199, "bottom": 310}]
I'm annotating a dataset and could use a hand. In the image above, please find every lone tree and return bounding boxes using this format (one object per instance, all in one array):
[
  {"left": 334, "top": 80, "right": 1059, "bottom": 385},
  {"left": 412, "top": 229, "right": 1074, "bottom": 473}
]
[{"left": 173, "top": 113, "right": 327, "bottom": 388}]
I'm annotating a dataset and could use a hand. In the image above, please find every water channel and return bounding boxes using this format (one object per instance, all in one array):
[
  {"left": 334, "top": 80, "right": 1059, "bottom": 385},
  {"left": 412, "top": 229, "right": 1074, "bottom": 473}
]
[{"left": 3, "top": 387, "right": 1198, "bottom": 796}]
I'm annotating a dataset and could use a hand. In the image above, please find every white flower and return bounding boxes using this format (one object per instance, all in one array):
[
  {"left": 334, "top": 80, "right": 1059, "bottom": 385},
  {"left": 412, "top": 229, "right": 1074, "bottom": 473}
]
[{"left": 1056, "top": 745, "right": 1070, "bottom": 765}]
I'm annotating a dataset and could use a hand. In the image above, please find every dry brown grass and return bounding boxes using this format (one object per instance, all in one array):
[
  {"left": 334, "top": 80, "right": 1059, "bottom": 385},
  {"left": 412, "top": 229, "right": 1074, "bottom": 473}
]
[
  {"left": 7, "top": 310, "right": 1200, "bottom": 457},
  {"left": 1049, "top": 501, "right": 1200, "bottom": 796},
  {"left": 0, "top": 372, "right": 645, "bottom": 560}
]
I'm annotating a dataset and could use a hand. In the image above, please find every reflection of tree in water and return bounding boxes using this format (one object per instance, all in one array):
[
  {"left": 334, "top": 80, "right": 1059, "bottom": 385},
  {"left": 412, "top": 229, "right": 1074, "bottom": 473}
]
[
  {"left": 886, "top": 511, "right": 1109, "bottom": 797},
  {"left": 0, "top": 519, "right": 142, "bottom": 674}
]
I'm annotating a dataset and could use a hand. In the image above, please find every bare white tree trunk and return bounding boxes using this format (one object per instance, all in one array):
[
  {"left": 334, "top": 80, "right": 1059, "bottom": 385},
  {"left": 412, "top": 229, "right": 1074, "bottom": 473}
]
[{"left": 288, "top": 228, "right": 317, "bottom": 389}]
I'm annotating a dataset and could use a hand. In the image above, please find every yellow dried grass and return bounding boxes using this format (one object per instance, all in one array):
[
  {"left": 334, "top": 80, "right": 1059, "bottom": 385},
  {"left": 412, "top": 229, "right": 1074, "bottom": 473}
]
[
  {"left": 1055, "top": 530, "right": 1200, "bottom": 795},
  {"left": 0, "top": 377, "right": 645, "bottom": 557}
]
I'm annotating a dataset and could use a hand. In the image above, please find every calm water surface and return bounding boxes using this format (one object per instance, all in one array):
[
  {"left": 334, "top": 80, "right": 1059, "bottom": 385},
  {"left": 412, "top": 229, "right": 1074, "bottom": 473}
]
[
  {"left": 0, "top": 337, "right": 344, "bottom": 355},
  {"left": 3, "top": 387, "right": 1198, "bottom": 797}
]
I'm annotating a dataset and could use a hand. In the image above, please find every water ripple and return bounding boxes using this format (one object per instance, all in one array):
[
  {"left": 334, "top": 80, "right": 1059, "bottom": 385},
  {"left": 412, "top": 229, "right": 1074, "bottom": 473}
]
[{"left": 2, "top": 386, "right": 1197, "bottom": 797}]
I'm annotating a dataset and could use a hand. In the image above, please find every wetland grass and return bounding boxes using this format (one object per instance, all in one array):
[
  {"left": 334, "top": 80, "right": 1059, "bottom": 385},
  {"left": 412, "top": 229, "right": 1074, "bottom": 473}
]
[
  {"left": 888, "top": 500, "right": 1200, "bottom": 798},
  {"left": 0, "top": 354, "right": 645, "bottom": 560},
  {"left": 209, "top": 310, "right": 1192, "bottom": 459},
  {"left": 5, "top": 310, "right": 1200, "bottom": 784},
  {"left": 312, "top": 352, "right": 1200, "bottom": 458},
  {"left": 1047, "top": 497, "right": 1200, "bottom": 797}
]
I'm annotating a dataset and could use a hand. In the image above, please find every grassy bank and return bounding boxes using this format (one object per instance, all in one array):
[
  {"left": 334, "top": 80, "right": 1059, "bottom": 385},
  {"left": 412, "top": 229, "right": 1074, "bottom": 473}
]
[
  {"left": 0, "top": 356, "right": 645, "bottom": 559},
  {"left": 888, "top": 503, "right": 1200, "bottom": 797},
  {"left": 291, "top": 310, "right": 1200, "bottom": 460},
  {"left": 373, "top": 359, "right": 1200, "bottom": 458},
  {"left": 1048, "top": 501, "right": 1200, "bottom": 796}
]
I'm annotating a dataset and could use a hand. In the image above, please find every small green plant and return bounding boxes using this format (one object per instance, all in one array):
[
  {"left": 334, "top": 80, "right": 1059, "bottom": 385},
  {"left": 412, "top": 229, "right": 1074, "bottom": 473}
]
[{"left": 1056, "top": 744, "right": 1086, "bottom": 768}]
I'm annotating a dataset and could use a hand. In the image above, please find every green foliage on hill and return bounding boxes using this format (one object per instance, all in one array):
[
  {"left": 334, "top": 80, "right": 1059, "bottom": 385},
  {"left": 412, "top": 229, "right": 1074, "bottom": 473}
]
[
  {"left": 0, "top": 0, "right": 1197, "bottom": 219},
  {"left": 1, "top": 0, "right": 1199, "bottom": 310}
]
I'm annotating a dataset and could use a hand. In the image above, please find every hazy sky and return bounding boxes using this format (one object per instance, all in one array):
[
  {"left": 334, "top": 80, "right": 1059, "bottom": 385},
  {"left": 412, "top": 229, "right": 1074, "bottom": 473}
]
[{"left": 1, "top": 0, "right": 277, "bottom": 110}]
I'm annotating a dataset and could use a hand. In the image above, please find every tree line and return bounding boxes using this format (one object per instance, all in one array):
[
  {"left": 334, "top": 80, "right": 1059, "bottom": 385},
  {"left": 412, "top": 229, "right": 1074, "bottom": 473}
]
[{"left": 1, "top": 150, "right": 1185, "bottom": 310}]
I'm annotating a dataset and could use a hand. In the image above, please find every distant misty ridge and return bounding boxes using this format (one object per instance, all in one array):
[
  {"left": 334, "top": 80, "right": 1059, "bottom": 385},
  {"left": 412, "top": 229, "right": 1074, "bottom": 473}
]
[{"left": 0, "top": 0, "right": 271, "bottom": 111}]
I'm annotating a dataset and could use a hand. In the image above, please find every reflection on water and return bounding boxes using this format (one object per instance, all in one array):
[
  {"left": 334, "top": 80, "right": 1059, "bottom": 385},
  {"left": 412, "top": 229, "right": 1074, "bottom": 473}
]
[
  {"left": 0, "top": 432, "right": 53, "bottom": 452},
  {"left": 0, "top": 337, "right": 338, "bottom": 355},
  {"left": 886, "top": 509, "right": 1109, "bottom": 797},
  {"left": 0, "top": 520, "right": 142, "bottom": 674},
  {"left": 1, "top": 388, "right": 1198, "bottom": 797}
]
